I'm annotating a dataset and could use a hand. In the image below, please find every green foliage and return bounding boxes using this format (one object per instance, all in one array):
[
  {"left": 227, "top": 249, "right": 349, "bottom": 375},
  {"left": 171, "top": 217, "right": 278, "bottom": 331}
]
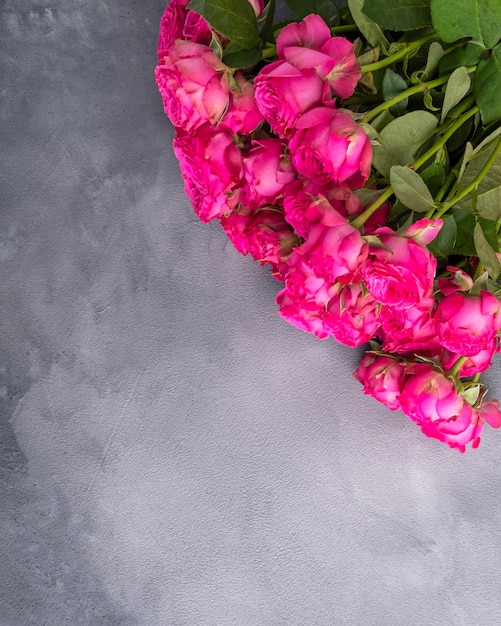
[
  {"left": 382, "top": 69, "right": 408, "bottom": 115},
  {"left": 441, "top": 67, "right": 471, "bottom": 123},
  {"left": 390, "top": 165, "right": 436, "bottom": 212},
  {"left": 456, "top": 139, "right": 501, "bottom": 219},
  {"left": 474, "top": 43, "right": 501, "bottom": 125},
  {"left": 372, "top": 111, "right": 438, "bottom": 176},
  {"left": 430, "top": 0, "right": 501, "bottom": 49},
  {"left": 362, "top": 0, "right": 431, "bottom": 31},
  {"left": 347, "top": 0, "right": 389, "bottom": 47},
  {"left": 188, "top": 0, "right": 260, "bottom": 50},
  {"left": 285, "top": 0, "right": 339, "bottom": 25},
  {"left": 427, "top": 214, "right": 457, "bottom": 257}
]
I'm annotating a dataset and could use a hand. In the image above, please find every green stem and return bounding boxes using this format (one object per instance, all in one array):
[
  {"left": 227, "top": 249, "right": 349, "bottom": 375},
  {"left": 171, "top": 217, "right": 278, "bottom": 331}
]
[
  {"left": 360, "top": 33, "right": 437, "bottom": 75},
  {"left": 351, "top": 186, "right": 394, "bottom": 230},
  {"left": 331, "top": 24, "right": 359, "bottom": 34},
  {"left": 473, "top": 261, "right": 485, "bottom": 281},
  {"left": 414, "top": 105, "right": 479, "bottom": 171},
  {"left": 445, "top": 355, "right": 468, "bottom": 378},
  {"left": 434, "top": 170, "right": 457, "bottom": 203},
  {"left": 472, "top": 373, "right": 481, "bottom": 383},
  {"left": 432, "top": 136, "right": 501, "bottom": 219},
  {"left": 354, "top": 106, "right": 479, "bottom": 229},
  {"left": 361, "top": 67, "right": 477, "bottom": 124},
  {"left": 261, "top": 44, "right": 277, "bottom": 60}
]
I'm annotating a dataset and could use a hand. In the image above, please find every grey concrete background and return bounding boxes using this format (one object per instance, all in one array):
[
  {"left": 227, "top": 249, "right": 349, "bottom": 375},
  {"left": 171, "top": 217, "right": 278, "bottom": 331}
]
[{"left": 1, "top": 1, "right": 501, "bottom": 625}]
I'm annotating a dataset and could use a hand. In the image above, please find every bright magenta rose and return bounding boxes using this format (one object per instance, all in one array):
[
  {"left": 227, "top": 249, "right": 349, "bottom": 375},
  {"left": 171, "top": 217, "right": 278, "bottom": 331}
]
[
  {"left": 254, "top": 61, "right": 324, "bottom": 138},
  {"left": 354, "top": 353, "right": 407, "bottom": 410},
  {"left": 276, "top": 14, "right": 362, "bottom": 100},
  {"left": 399, "top": 364, "right": 482, "bottom": 452},
  {"left": 323, "top": 283, "right": 381, "bottom": 347},
  {"left": 220, "top": 72, "right": 264, "bottom": 136},
  {"left": 156, "top": 41, "right": 232, "bottom": 133},
  {"left": 220, "top": 205, "right": 299, "bottom": 276},
  {"left": 295, "top": 201, "right": 368, "bottom": 285},
  {"left": 241, "top": 139, "right": 297, "bottom": 208},
  {"left": 378, "top": 298, "right": 441, "bottom": 358},
  {"left": 440, "top": 344, "right": 498, "bottom": 376},
  {"left": 435, "top": 291, "right": 501, "bottom": 357},
  {"left": 276, "top": 252, "right": 336, "bottom": 338},
  {"left": 173, "top": 127, "right": 244, "bottom": 222},
  {"left": 157, "top": 0, "right": 212, "bottom": 56},
  {"left": 361, "top": 221, "right": 440, "bottom": 310},
  {"left": 289, "top": 108, "right": 372, "bottom": 188}
]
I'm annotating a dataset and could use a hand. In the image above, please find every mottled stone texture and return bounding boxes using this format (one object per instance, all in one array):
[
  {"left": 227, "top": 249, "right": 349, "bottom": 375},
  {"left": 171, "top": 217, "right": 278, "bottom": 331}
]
[{"left": 1, "top": 2, "right": 501, "bottom": 625}]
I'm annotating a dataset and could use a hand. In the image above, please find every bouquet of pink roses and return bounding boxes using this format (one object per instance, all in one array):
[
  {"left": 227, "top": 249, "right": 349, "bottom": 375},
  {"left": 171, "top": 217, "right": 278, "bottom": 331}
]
[{"left": 155, "top": 0, "right": 501, "bottom": 451}]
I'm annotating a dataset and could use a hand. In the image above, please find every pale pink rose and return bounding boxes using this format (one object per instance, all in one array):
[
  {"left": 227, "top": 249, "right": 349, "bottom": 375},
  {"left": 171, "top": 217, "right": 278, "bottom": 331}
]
[
  {"left": 220, "top": 205, "right": 299, "bottom": 275},
  {"left": 435, "top": 291, "right": 501, "bottom": 357},
  {"left": 378, "top": 298, "right": 441, "bottom": 358},
  {"left": 361, "top": 228, "right": 437, "bottom": 309},
  {"left": 241, "top": 139, "right": 297, "bottom": 207},
  {"left": 439, "top": 342, "right": 498, "bottom": 376},
  {"left": 354, "top": 353, "right": 407, "bottom": 410},
  {"left": 156, "top": 40, "right": 231, "bottom": 133},
  {"left": 323, "top": 283, "right": 381, "bottom": 347},
  {"left": 254, "top": 61, "right": 324, "bottom": 137},
  {"left": 295, "top": 203, "right": 368, "bottom": 285},
  {"left": 277, "top": 14, "right": 361, "bottom": 100},
  {"left": 173, "top": 127, "right": 244, "bottom": 222},
  {"left": 220, "top": 72, "right": 265, "bottom": 135},
  {"left": 276, "top": 252, "right": 336, "bottom": 338},
  {"left": 289, "top": 108, "right": 372, "bottom": 188},
  {"left": 247, "top": 0, "right": 264, "bottom": 17}
]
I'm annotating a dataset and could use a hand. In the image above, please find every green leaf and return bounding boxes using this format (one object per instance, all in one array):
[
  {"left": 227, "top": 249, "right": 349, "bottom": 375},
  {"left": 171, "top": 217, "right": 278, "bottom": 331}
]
[
  {"left": 420, "top": 162, "right": 446, "bottom": 195},
  {"left": 440, "top": 66, "right": 471, "bottom": 123},
  {"left": 188, "top": 0, "right": 260, "bottom": 49},
  {"left": 222, "top": 43, "right": 262, "bottom": 69},
  {"left": 285, "top": 0, "right": 338, "bottom": 25},
  {"left": 427, "top": 214, "right": 457, "bottom": 257},
  {"left": 474, "top": 43, "right": 501, "bottom": 125},
  {"left": 411, "top": 41, "right": 444, "bottom": 83},
  {"left": 362, "top": 0, "right": 431, "bottom": 31},
  {"left": 456, "top": 140, "right": 501, "bottom": 220},
  {"left": 382, "top": 69, "right": 409, "bottom": 116},
  {"left": 347, "top": 0, "right": 390, "bottom": 48},
  {"left": 438, "top": 43, "right": 484, "bottom": 75},
  {"left": 372, "top": 111, "right": 438, "bottom": 176},
  {"left": 452, "top": 208, "right": 476, "bottom": 255},
  {"left": 390, "top": 165, "right": 436, "bottom": 212},
  {"left": 430, "top": 0, "right": 501, "bottom": 49},
  {"left": 259, "top": 0, "right": 275, "bottom": 43},
  {"left": 474, "top": 222, "right": 501, "bottom": 279}
]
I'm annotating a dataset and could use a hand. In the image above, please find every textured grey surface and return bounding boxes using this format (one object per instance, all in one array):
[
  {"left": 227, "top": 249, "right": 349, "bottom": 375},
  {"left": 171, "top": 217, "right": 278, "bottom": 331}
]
[{"left": 1, "top": 2, "right": 501, "bottom": 625}]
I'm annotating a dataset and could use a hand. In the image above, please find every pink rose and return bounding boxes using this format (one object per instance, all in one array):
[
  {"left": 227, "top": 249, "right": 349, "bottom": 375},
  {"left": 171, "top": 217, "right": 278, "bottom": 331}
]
[
  {"left": 173, "top": 126, "right": 244, "bottom": 222},
  {"left": 247, "top": 0, "right": 264, "bottom": 17},
  {"left": 378, "top": 298, "right": 441, "bottom": 358},
  {"left": 361, "top": 228, "right": 438, "bottom": 310},
  {"left": 156, "top": 40, "right": 231, "bottom": 133},
  {"left": 241, "top": 139, "right": 297, "bottom": 208},
  {"left": 254, "top": 61, "right": 324, "bottom": 138},
  {"left": 439, "top": 343, "right": 498, "bottom": 377},
  {"left": 419, "top": 402, "right": 483, "bottom": 452},
  {"left": 289, "top": 108, "right": 372, "bottom": 188},
  {"left": 478, "top": 400, "right": 501, "bottom": 429},
  {"left": 220, "top": 72, "right": 264, "bottom": 136},
  {"left": 399, "top": 364, "right": 482, "bottom": 451},
  {"left": 157, "top": 0, "right": 212, "bottom": 56},
  {"left": 295, "top": 202, "right": 368, "bottom": 285},
  {"left": 323, "top": 283, "right": 381, "bottom": 347},
  {"left": 157, "top": 0, "right": 190, "bottom": 56},
  {"left": 277, "top": 14, "right": 362, "bottom": 99},
  {"left": 354, "top": 353, "right": 407, "bottom": 410},
  {"left": 276, "top": 252, "right": 336, "bottom": 338},
  {"left": 220, "top": 205, "right": 299, "bottom": 276},
  {"left": 435, "top": 291, "right": 501, "bottom": 357}
]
